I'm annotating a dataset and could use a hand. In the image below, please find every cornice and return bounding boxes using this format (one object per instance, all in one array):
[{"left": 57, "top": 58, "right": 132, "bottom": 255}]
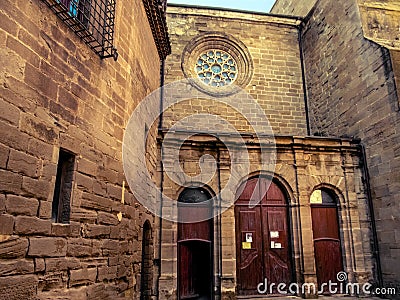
[{"left": 142, "top": 0, "right": 171, "bottom": 60}]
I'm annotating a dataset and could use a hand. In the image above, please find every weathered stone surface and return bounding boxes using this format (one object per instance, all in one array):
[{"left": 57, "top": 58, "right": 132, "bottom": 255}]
[
  {"left": 37, "top": 272, "right": 67, "bottom": 291},
  {"left": 15, "top": 216, "right": 51, "bottom": 235},
  {"left": 0, "top": 274, "right": 38, "bottom": 300},
  {"left": 0, "top": 169, "right": 23, "bottom": 194},
  {"left": 21, "top": 176, "right": 50, "bottom": 200},
  {"left": 45, "top": 257, "right": 81, "bottom": 272},
  {"left": 75, "top": 172, "right": 93, "bottom": 192},
  {"left": 7, "top": 149, "right": 39, "bottom": 178},
  {"left": 83, "top": 224, "right": 110, "bottom": 238},
  {"left": 51, "top": 222, "right": 81, "bottom": 237},
  {"left": 101, "top": 239, "right": 119, "bottom": 256},
  {"left": 5, "top": 194, "right": 39, "bottom": 216},
  {"left": 28, "top": 237, "right": 67, "bottom": 257},
  {"left": 80, "top": 192, "right": 114, "bottom": 212},
  {"left": 0, "top": 194, "right": 5, "bottom": 213},
  {"left": 0, "top": 144, "right": 10, "bottom": 169},
  {"left": 0, "top": 259, "right": 34, "bottom": 276},
  {"left": 67, "top": 238, "right": 95, "bottom": 257},
  {"left": 34, "top": 258, "right": 45, "bottom": 272},
  {"left": 270, "top": 0, "right": 317, "bottom": 16},
  {"left": 98, "top": 211, "right": 119, "bottom": 226},
  {"left": 77, "top": 158, "right": 97, "bottom": 177},
  {"left": 297, "top": 0, "right": 400, "bottom": 289},
  {"left": 0, "top": 0, "right": 162, "bottom": 295},
  {"left": 69, "top": 267, "right": 97, "bottom": 287},
  {"left": 0, "top": 236, "right": 28, "bottom": 258},
  {"left": 0, "top": 214, "right": 14, "bottom": 235},
  {"left": 97, "top": 265, "right": 117, "bottom": 281},
  {"left": 38, "top": 200, "right": 52, "bottom": 219}
]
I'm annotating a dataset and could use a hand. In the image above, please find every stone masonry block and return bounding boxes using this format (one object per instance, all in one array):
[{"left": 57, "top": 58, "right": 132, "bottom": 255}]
[
  {"left": 0, "top": 214, "right": 14, "bottom": 235},
  {"left": 69, "top": 267, "right": 97, "bottom": 287},
  {"left": 0, "top": 236, "right": 28, "bottom": 258},
  {"left": 67, "top": 238, "right": 94, "bottom": 257},
  {"left": 0, "top": 169, "right": 23, "bottom": 194},
  {"left": 83, "top": 224, "right": 110, "bottom": 238},
  {"left": 15, "top": 216, "right": 51, "bottom": 235},
  {"left": 28, "top": 237, "right": 67, "bottom": 257},
  {"left": 0, "top": 259, "right": 34, "bottom": 276},
  {"left": 98, "top": 265, "right": 117, "bottom": 281},
  {"left": 80, "top": 192, "right": 114, "bottom": 212},
  {"left": 0, "top": 97, "right": 20, "bottom": 126},
  {"left": 0, "top": 194, "right": 5, "bottom": 213},
  {"left": 77, "top": 158, "right": 98, "bottom": 177},
  {"left": 45, "top": 257, "right": 81, "bottom": 272},
  {"left": 0, "top": 274, "right": 38, "bottom": 300},
  {"left": 21, "top": 176, "right": 50, "bottom": 200},
  {"left": 0, "top": 144, "right": 9, "bottom": 169},
  {"left": 5, "top": 195, "right": 39, "bottom": 216},
  {"left": 34, "top": 258, "right": 45, "bottom": 273},
  {"left": 51, "top": 222, "right": 81, "bottom": 237},
  {"left": 97, "top": 211, "right": 119, "bottom": 226}
]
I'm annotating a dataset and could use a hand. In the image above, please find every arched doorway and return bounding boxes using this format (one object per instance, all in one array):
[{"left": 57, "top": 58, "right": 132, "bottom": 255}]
[
  {"left": 140, "top": 221, "right": 153, "bottom": 300},
  {"left": 310, "top": 188, "right": 344, "bottom": 293},
  {"left": 235, "top": 177, "right": 292, "bottom": 295},
  {"left": 178, "top": 188, "right": 213, "bottom": 300}
]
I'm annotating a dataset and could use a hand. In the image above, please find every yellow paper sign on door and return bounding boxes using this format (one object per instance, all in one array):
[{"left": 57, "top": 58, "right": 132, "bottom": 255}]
[{"left": 242, "top": 242, "right": 251, "bottom": 249}]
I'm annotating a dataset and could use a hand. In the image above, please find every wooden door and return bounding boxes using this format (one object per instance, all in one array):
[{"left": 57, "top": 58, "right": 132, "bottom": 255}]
[
  {"left": 178, "top": 188, "right": 213, "bottom": 300},
  {"left": 311, "top": 189, "right": 343, "bottom": 293},
  {"left": 235, "top": 178, "right": 292, "bottom": 295}
]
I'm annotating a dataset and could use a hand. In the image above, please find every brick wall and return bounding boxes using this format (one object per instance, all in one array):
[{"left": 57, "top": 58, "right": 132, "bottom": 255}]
[
  {"left": 164, "top": 5, "right": 307, "bottom": 136},
  {"left": 301, "top": 0, "right": 400, "bottom": 291},
  {"left": 0, "top": 0, "right": 161, "bottom": 298}
]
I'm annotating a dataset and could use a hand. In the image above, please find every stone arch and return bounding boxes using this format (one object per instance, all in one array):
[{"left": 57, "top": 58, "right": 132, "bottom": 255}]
[{"left": 234, "top": 170, "right": 296, "bottom": 205}]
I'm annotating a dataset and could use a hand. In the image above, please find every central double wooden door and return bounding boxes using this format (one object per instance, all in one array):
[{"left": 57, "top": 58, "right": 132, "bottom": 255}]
[{"left": 235, "top": 178, "right": 292, "bottom": 295}]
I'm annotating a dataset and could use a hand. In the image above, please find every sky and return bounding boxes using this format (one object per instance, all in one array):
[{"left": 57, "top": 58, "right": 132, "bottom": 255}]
[{"left": 168, "top": 0, "right": 276, "bottom": 13}]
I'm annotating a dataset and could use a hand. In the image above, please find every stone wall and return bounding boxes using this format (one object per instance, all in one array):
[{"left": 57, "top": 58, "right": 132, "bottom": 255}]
[
  {"left": 163, "top": 5, "right": 307, "bottom": 136},
  {"left": 0, "top": 0, "right": 162, "bottom": 298},
  {"left": 270, "top": 0, "right": 317, "bottom": 17},
  {"left": 300, "top": 0, "right": 400, "bottom": 291}
]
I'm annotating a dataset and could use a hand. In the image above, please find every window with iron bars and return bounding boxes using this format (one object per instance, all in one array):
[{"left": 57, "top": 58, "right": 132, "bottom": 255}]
[{"left": 41, "top": 0, "right": 118, "bottom": 60}]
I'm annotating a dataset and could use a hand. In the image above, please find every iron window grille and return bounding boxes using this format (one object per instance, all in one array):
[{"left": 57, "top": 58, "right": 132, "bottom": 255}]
[{"left": 41, "top": 0, "right": 118, "bottom": 60}]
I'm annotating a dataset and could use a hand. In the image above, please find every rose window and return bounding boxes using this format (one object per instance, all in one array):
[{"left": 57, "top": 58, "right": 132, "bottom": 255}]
[{"left": 195, "top": 50, "right": 238, "bottom": 87}]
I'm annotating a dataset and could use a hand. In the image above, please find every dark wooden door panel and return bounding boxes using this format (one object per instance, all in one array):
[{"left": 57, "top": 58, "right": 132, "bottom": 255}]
[
  {"left": 311, "top": 206, "right": 340, "bottom": 239},
  {"left": 311, "top": 205, "right": 343, "bottom": 294},
  {"left": 179, "top": 243, "right": 194, "bottom": 297},
  {"left": 178, "top": 241, "right": 212, "bottom": 299},
  {"left": 235, "top": 208, "right": 263, "bottom": 293},
  {"left": 263, "top": 207, "right": 291, "bottom": 286},
  {"left": 314, "top": 239, "right": 343, "bottom": 285}
]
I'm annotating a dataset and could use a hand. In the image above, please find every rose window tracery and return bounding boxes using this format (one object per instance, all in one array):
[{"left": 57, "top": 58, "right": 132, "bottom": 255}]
[{"left": 195, "top": 50, "right": 238, "bottom": 87}]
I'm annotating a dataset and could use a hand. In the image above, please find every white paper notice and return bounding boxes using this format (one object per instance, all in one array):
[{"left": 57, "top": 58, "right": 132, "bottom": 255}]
[
  {"left": 245, "top": 233, "right": 253, "bottom": 243},
  {"left": 270, "top": 231, "right": 279, "bottom": 238}
]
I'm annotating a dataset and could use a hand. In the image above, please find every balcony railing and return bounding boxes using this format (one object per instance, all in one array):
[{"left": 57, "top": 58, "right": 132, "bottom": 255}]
[{"left": 41, "top": 0, "right": 118, "bottom": 60}]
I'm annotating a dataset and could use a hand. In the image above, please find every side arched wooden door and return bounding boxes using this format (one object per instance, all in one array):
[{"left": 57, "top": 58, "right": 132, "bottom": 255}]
[
  {"left": 235, "top": 178, "right": 292, "bottom": 295},
  {"left": 311, "top": 189, "right": 343, "bottom": 293},
  {"left": 178, "top": 188, "right": 213, "bottom": 300}
]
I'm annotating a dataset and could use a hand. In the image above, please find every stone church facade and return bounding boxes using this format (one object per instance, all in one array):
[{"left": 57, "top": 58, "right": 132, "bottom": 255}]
[{"left": 0, "top": 1, "right": 399, "bottom": 300}]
